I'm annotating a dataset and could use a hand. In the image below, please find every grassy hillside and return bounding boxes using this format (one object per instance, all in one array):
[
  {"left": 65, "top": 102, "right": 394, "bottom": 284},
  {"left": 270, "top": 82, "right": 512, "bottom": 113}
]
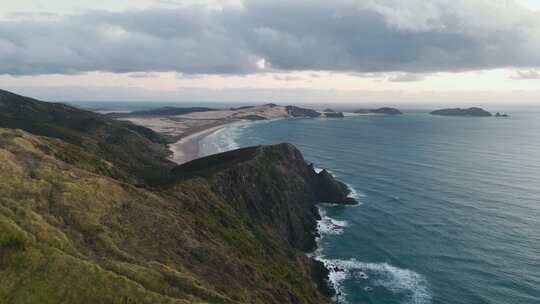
[
  {"left": 0, "top": 90, "right": 175, "bottom": 185},
  {"left": 0, "top": 128, "right": 332, "bottom": 304}
]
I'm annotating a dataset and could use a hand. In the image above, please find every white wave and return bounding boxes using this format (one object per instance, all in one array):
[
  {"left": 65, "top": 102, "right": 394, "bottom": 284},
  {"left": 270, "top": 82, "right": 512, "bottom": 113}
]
[
  {"left": 314, "top": 206, "right": 430, "bottom": 304},
  {"left": 199, "top": 118, "right": 280, "bottom": 157},
  {"left": 317, "top": 258, "right": 432, "bottom": 304},
  {"left": 199, "top": 122, "right": 244, "bottom": 156},
  {"left": 317, "top": 208, "right": 348, "bottom": 236},
  {"left": 345, "top": 182, "right": 364, "bottom": 202}
]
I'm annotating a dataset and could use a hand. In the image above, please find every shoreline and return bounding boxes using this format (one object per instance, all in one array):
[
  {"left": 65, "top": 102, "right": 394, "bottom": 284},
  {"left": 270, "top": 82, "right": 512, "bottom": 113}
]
[
  {"left": 167, "top": 117, "right": 275, "bottom": 164},
  {"left": 168, "top": 123, "right": 231, "bottom": 164}
]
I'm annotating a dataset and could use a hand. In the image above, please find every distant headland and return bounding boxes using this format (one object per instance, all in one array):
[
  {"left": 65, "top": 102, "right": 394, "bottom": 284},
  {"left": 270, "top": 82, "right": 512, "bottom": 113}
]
[
  {"left": 353, "top": 107, "right": 403, "bottom": 115},
  {"left": 430, "top": 107, "right": 492, "bottom": 117}
]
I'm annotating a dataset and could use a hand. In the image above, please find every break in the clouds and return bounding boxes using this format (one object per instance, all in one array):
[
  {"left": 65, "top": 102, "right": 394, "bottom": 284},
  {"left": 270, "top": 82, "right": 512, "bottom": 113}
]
[{"left": 2, "top": 0, "right": 540, "bottom": 76}]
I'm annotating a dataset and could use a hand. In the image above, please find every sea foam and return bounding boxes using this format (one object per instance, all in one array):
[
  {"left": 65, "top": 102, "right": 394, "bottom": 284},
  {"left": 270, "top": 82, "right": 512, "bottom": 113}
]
[
  {"left": 199, "top": 119, "right": 278, "bottom": 156},
  {"left": 318, "top": 258, "right": 432, "bottom": 304},
  {"left": 314, "top": 203, "right": 431, "bottom": 304},
  {"left": 199, "top": 122, "right": 243, "bottom": 156},
  {"left": 317, "top": 208, "right": 348, "bottom": 235}
]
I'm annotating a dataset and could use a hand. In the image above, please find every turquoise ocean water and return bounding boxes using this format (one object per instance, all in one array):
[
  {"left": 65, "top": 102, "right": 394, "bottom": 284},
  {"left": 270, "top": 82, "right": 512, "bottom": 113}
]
[{"left": 200, "top": 112, "right": 540, "bottom": 304}]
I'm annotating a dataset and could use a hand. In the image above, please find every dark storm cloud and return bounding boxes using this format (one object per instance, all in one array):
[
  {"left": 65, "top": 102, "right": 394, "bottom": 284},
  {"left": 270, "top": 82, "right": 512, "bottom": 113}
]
[{"left": 1, "top": 0, "right": 540, "bottom": 75}]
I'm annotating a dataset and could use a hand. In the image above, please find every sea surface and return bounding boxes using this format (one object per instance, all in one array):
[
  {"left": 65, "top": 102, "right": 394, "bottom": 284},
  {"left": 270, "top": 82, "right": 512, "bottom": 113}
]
[{"left": 200, "top": 113, "right": 540, "bottom": 304}]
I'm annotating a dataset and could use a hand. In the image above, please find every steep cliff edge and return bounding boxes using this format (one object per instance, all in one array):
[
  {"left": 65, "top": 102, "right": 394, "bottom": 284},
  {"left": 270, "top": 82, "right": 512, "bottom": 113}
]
[
  {"left": 171, "top": 144, "right": 356, "bottom": 252},
  {"left": 0, "top": 127, "right": 355, "bottom": 303}
]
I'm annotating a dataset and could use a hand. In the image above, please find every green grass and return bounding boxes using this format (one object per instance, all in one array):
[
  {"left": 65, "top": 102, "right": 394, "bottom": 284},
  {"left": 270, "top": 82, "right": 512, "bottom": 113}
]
[
  {"left": 0, "top": 128, "right": 331, "bottom": 304},
  {"left": 0, "top": 234, "right": 26, "bottom": 251}
]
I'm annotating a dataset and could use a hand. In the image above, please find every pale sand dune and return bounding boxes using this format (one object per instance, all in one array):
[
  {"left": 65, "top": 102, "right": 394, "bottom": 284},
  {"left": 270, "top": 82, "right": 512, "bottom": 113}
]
[{"left": 120, "top": 105, "right": 291, "bottom": 164}]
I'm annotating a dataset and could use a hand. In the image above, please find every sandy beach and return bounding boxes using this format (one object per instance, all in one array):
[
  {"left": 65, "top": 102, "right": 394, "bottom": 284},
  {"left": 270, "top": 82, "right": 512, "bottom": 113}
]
[
  {"left": 168, "top": 124, "right": 229, "bottom": 164},
  {"left": 117, "top": 104, "right": 290, "bottom": 164}
]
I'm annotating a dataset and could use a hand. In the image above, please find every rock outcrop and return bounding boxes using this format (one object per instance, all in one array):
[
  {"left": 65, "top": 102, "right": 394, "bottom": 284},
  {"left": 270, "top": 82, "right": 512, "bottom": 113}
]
[{"left": 315, "top": 169, "right": 357, "bottom": 205}]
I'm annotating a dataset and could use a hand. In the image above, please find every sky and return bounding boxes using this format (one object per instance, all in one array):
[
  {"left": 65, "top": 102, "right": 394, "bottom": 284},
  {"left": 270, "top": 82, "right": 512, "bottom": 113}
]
[{"left": 1, "top": 0, "right": 540, "bottom": 104}]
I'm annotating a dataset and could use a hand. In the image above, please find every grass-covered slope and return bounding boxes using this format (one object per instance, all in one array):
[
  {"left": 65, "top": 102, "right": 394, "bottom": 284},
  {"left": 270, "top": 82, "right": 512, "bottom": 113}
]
[
  {"left": 0, "top": 89, "right": 175, "bottom": 185},
  {"left": 0, "top": 128, "right": 333, "bottom": 304}
]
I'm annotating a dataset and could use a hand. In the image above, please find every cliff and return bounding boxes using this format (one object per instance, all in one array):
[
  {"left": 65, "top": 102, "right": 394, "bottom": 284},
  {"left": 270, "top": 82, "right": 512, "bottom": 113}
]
[
  {"left": 430, "top": 107, "right": 492, "bottom": 117},
  {"left": 0, "top": 90, "right": 356, "bottom": 304}
]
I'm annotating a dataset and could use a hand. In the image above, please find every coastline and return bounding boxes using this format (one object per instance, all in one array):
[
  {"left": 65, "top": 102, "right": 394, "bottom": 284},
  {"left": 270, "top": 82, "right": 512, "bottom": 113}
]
[
  {"left": 311, "top": 169, "right": 363, "bottom": 303},
  {"left": 133, "top": 112, "right": 356, "bottom": 302},
  {"left": 176, "top": 119, "right": 359, "bottom": 303},
  {"left": 166, "top": 116, "right": 353, "bottom": 302}
]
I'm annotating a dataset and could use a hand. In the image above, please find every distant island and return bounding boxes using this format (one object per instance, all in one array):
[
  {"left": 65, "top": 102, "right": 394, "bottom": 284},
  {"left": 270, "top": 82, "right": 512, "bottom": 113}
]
[
  {"left": 354, "top": 107, "right": 403, "bottom": 115},
  {"left": 430, "top": 107, "right": 492, "bottom": 117},
  {"left": 495, "top": 112, "right": 510, "bottom": 117},
  {"left": 321, "top": 108, "right": 345, "bottom": 117}
]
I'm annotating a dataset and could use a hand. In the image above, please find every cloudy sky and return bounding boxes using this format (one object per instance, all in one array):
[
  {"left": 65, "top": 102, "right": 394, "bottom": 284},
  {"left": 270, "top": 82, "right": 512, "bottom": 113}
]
[{"left": 1, "top": 0, "right": 540, "bottom": 104}]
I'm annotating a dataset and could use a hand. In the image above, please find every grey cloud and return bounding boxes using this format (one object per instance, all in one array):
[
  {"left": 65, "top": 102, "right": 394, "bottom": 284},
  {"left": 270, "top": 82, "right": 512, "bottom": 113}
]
[
  {"left": 0, "top": 7, "right": 256, "bottom": 75},
  {"left": 127, "top": 72, "right": 159, "bottom": 78},
  {"left": 510, "top": 70, "right": 540, "bottom": 79},
  {"left": 272, "top": 74, "right": 303, "bottom": 81},
  {"left": 1, "top": 0, "right": 540, "bottom": 75},
  {"left": 387, "top": 73, "right": 426, "bottom": 82}
]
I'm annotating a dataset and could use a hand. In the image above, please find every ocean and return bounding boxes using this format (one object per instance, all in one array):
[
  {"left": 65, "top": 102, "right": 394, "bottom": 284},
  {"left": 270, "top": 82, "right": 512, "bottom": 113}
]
[{"left": 200, "top": 112, "right": 540, "bottom": 304}]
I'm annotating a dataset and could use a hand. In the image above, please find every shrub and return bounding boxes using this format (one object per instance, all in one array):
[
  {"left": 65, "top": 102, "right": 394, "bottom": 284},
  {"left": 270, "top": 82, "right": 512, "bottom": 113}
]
[{"left": 0, "top": 233, "right": 26, "bottom": 251}]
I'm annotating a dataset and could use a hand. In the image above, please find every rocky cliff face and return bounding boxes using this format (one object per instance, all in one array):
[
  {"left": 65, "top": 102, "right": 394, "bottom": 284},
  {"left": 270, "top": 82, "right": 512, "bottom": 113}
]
[{"left": 172, "top": 144, "right": 356, "bottom": 252}]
